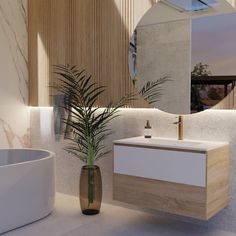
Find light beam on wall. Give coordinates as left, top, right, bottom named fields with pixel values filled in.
left=37, top=33, right=50, bottom=106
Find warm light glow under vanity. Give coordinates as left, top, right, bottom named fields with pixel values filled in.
left=113, top=137, right=229, bottom=220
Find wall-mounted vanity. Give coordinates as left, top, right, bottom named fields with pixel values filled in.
left=113, top=137, right=229, bottom=220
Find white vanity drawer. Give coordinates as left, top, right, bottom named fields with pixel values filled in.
left=114, top=145, right=206, bottom=187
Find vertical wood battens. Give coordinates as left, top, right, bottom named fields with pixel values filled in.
left=121, top=0, right=125, bottom=100
left=29, top=0, right=154, bottom=107
left=66, top=0, right=70, bottom=65
left=125, top=0, right=129, bottom=99
left=28, top=0, right=38, bottom=105
left=29, top=0, right=52, bottom=106
left=98, top=0, right=102, bottom=105
left=92, top=0, right=96, bottom=103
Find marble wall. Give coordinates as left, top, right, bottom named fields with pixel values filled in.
left=0, top=0, right=30, bottom=148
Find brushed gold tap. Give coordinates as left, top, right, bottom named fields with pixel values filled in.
left=173, top=115, right=183, bottom=140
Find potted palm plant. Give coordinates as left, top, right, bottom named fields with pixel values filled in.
left=53, top=65, right=133, bottom=215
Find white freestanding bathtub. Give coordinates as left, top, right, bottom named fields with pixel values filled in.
left=0, top=149, right=55, bottom=234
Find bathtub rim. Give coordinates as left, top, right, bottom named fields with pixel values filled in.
left=0, top=148, right=55, bottom=168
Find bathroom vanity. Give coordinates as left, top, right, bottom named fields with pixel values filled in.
left=113, top=137, right=229, bottom=220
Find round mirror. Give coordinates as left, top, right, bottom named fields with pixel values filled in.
left=129, top=0, right=236, bottom=114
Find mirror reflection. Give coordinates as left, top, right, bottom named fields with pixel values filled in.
left=129, top=0, right=236, bottom=114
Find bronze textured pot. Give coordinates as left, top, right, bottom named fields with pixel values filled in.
left=79, top=165, right=102, bottom=215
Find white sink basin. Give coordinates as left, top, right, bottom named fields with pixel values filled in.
left=114, top=136, right=228, bottom=152
left=144, top=138, right=202, bottom=147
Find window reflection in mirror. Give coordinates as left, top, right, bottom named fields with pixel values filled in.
left=191, top=12, right=236, bottom=112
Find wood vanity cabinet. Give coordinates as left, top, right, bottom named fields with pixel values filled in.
left=113, top=139, right=229, bottom=220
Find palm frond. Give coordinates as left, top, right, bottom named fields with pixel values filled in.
left=139, top=76, right=171, bottom=104
left=53, top=65, right=135, bottom=166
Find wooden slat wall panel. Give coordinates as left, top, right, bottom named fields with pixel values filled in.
left=50, top=0, right=67, bottom=106
left=28, top=0, right=52, bottom=106
left=28, top=0, right=153, bottom=107
left=28, top=0, right=38, bottom=106
left=51, top=0, right=66, bottom=66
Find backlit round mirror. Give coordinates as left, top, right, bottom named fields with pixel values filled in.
left=129, top=0, right=236, bottom=114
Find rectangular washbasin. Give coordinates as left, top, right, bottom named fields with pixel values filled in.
left=141, top=138, right=202, bottom=147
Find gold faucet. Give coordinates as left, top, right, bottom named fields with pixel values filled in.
left=173, top=115, right=183, bottom=141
